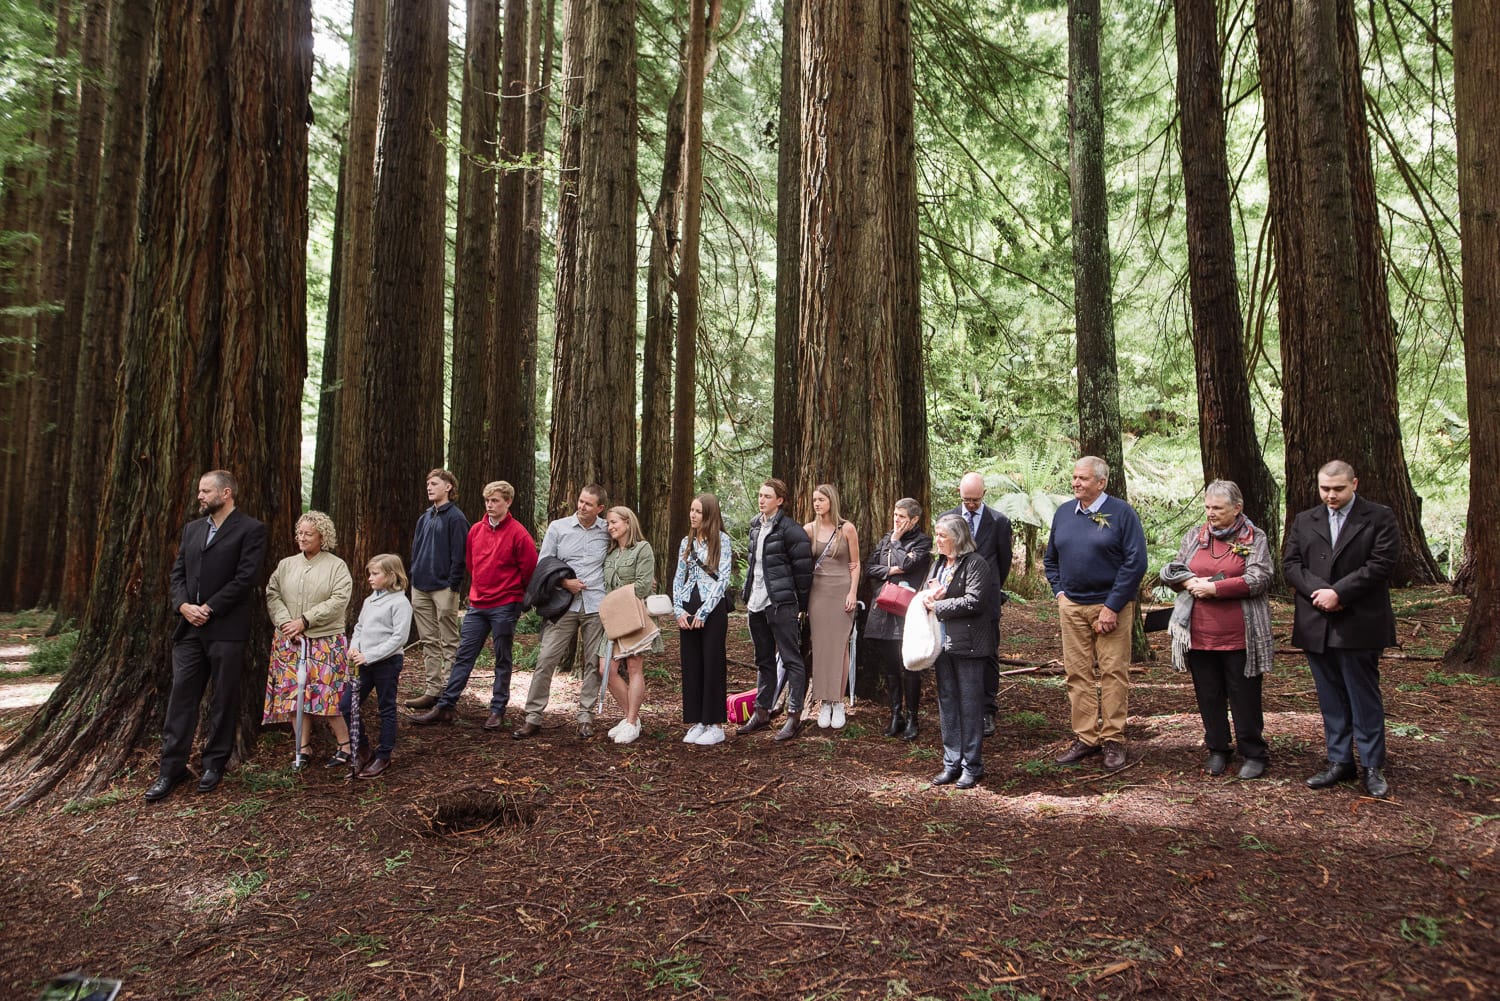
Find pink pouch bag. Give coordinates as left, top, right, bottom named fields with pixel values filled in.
left=725, top=689, right=757, bottom=725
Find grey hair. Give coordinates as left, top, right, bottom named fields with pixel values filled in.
left=895, top=497, right=922, bottom=520
left=1204, top=480, right=1243, bottom=507
left=934, top=513, right=976, bottom=557
left=1076, top=455, right=1109, bottom=482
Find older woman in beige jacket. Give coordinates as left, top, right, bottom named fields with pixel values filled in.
left=262, top=511, right=355, bottom=770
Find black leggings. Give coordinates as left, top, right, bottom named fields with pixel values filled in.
left=680, top=595, right=729, bottom=724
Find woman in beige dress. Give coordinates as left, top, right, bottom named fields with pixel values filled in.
left=804, top=484, right=860, bottom=729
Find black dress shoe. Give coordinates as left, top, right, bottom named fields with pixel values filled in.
left=738, top=708, right=772, bottom=735
left=1055, top=740, right=1101, bottom=765
left=955, top=772, right=982, bottom=790
left=144, top=773, right=187, bottom=802
left=982, top=713, right=996, bottom=738
left=901, top=715, right=919, bottom=741
left=196, top=769, right=223, bottom=793
left=1305, top=761, right=1358, bottom=789
left=1363, top=766, right=1390, bottom=799
left=1205, top=751, right=1230, bottom=776
left=931, top=768, right=960, bottom=786
left=1238, top=758, right=1266, bottom=780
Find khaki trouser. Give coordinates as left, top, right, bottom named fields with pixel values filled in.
left=1058, top=595, right=1134, bottom=745
left=523, top=610, right=605, bottom=724
left=412, top=587, right=461, bottom=696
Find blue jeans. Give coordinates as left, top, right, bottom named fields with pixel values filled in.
left=340, top=653, right=402, bottom=759
left=437, top=602, right=521, bottom=713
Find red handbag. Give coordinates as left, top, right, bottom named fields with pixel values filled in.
left=875, top=582, right=915, bottom=616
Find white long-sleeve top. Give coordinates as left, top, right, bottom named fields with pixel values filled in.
left=350, top=589, right=413, bottom=664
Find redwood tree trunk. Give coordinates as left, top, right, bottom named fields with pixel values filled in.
left=549, top=0, right=637, bottom=514
left=1447, top=0, right=1500, bottom=675
left=1067, top=0, right=1127, bottom=500
left=449, top=0, right=501, bottom=507
left=0, top=0, right=312, bottom=810
left=350, top=0, right=448, bottom=581
left=310, top=147, right=344, bottom=512
left=771, top=0, right=801, bottom=485
left=330, top=0, right=387, bottom=534
left=1174, top=0, right=1280, bottom=543
left=791, top=0, right=919, bottom=558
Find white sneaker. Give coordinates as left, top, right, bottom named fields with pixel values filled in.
left=683, top=722, right=707, bottom=743
left=694, top=724, right=725, bottom=746
left=608, top=719, right=628, bottom=739
left=616, top=720, right=641, bottom=744
left=831, top=702, right=846, bottom=729
left=818, top=703, right=833, bottom=728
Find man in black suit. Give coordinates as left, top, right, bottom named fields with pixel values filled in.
left=1283, top=460, right=1399, bottom=799
left=145, top=470, right=267, bottom=802
left=943, top=472, right=1013, bottom=736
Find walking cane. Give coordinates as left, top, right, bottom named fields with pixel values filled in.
left=346, top=652, right=363, bottom=782
left=293, top=637, right=309, bottom=769
left=846, top=601, right=864, bottom=708
left=598, top=642, right=615, bottom=715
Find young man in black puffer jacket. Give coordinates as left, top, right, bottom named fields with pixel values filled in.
left=738, top=478, right=814, bottom=741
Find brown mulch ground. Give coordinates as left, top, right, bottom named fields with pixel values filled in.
left=1, top=588, right=1497, bottom=1000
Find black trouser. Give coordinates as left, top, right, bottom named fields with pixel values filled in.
left=341, top=652, right=403, bottom=759
left=160, top=635, right=246, bottom=778
left=1187, top=649, right=1267, bottom=762
left=982, top=609, right=1001, bottom=716
left=1306, top=648, right=1386, bottom=768
left=680, top=593, right=729, bottom=724
left=935, top=651, right=986, bottom=777
left=750, top=601, right=807, bottom=715
left=869, top=638, right=921, bottom=717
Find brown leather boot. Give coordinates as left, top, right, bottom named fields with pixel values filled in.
left=737, top=707, right=772, bottom=735
left=409, top=705, right=455, bottom=726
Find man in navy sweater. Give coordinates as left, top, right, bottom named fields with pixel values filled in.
left=1044, top=456, right=1148, bottom=771
left=406, top=469, right=470, bottom=709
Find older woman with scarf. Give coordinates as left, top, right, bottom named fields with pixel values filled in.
left=923, top=512, right=997, bottom=790
left=1160, top=480, right=1274, bottom=779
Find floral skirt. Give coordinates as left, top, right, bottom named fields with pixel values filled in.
left=263, top=634, right=349, bottom=723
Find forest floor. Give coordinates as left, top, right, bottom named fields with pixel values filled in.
left=1, top=588, right=1497, bottom=1001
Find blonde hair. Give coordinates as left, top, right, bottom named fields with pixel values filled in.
left=366, top=553, right=409, bottom=592
left=483, top=480, right=515, bottom=501
left=813, top=483, right=843, bottom=525
left=297, top=511, right=337, bottom=551
left=606, top=506, right=645, bottom=549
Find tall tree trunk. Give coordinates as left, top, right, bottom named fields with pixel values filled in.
left=1334, top=0, right=1442, bottom=584
left=1447, top=0, right=1500, bottom=675
left=1174, top=0, right=1280, bottom=543
left=0, top=159, right=41, bottom=612
left=492, top=0, right=534, bottom=524
left=1067, top=0, right=1127, bottom=501
left=58, top=0, right=143, bottom=627
left=350, top=0, right=448, bottom=585
left=450, top=0, right=501, bottom=508
left=0, top=0, right=312, bottom=810
left=885, top=0, right=926, bottom=519
left=791, top=0, right=918, bottom=560
left=16, top=1, right=77, bottom=610
left=330, top=0, right=387, bottom=534
left=548, top=0, right=585, bottom=521
left=310, top=147, right=344, bottom=513
left=771, top=0, right=801, bottom=485
left=549, top=0, right=637, bottom=515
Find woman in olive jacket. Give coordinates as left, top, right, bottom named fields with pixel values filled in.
left=922, top=512, right=997, bottom=789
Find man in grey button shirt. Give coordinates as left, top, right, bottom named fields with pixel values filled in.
left=513, top=484, right=612, bottom=739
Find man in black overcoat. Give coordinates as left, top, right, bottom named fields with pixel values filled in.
left=1283, top=460, right=1399, bottom=799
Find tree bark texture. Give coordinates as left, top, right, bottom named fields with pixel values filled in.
left=0, top=0, right=312, bottom=809
left=330, top=0, right=386, bottom=533
left=1261, top=0, right=1440, bottom=585
left=1067, top=0, right=1128, bottom=501
left=449, top=0, right=501, bottom=510
left=351, top=0, right=448, bottom=588
left=549, top=0, right=637, bottom=516
left=494, top=0, right=543, bottom=527
left=1173, top=0, right=1280, bottom=546
left=58, top=0, right=142, bottom=627
left=771, top=0, right=801, bottom=484
left=16, top=1, right=76, bottom=611
left=1447, top=0, right=1500, bottom=675
left=547, top=0, right=586, bottom=521
left=792, top=0, right=919, bottom=565
left=0, top=160, right=40, bottom=612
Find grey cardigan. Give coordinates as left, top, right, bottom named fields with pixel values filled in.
left=1160, top=523, right=1274, bottom=678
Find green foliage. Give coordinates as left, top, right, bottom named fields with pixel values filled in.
left=26, top=630, right=77, bottom=675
